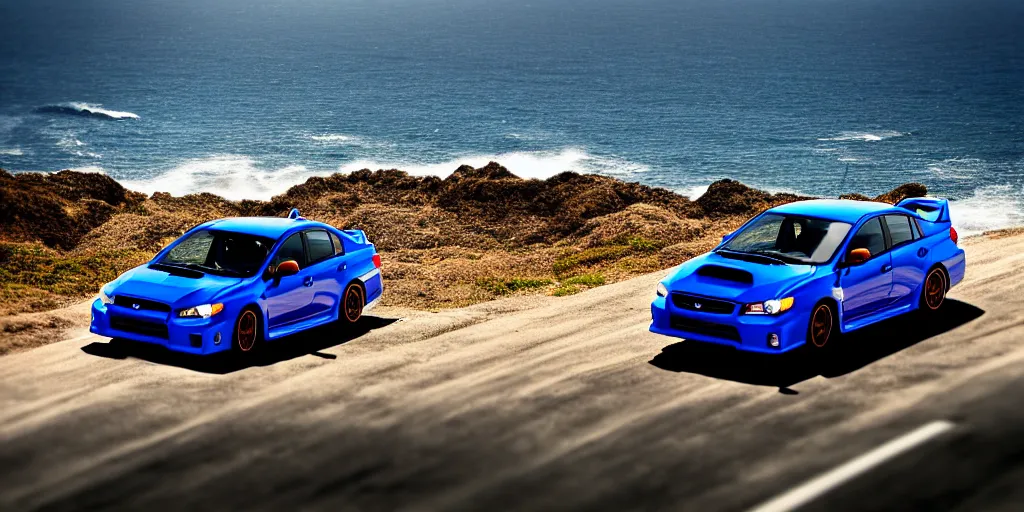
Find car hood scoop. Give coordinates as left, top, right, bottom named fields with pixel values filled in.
left=667, top=253, right=816, bottom=301
left=112, top=266, right=243, bottom=306
left=695, top=265, right=754, bottom=284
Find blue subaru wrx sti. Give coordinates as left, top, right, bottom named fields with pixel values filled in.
left=650, top=198, right=965, bottom=353
left=90, top=210, right=383, bottom=355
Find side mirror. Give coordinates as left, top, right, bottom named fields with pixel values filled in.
left=275, top=260, right=300, bottom=277
left=846, top=248, right=871, bottom=266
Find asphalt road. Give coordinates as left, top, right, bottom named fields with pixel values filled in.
left=2, top=231, right=1024, bottom=511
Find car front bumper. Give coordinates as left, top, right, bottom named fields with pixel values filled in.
left=649, top=296, right=807, bottom=354
left=90, top=299, right=234, bottom=355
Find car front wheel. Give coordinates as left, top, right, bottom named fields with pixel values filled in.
left=807, top=302, right=837, bottom=350
left=234, top=308, right=261, bottom=353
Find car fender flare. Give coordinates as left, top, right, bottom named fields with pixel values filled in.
left=814, top=297, right=843, bottom=334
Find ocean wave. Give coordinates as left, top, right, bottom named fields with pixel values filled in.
left=948, top=185, right=1024, bottom=236
left=310, top=133, right=357, bottom=143
left=122, top=155, right=331, bottom=202
left=817, top=131, right=908, bottom=142
left=122, top=149, right=649, bottom=201
left=0, top=147, right=24, bottom=156
left=69, top=166, right=106, bottom=174
left=36, top=102, right=140, bottom=120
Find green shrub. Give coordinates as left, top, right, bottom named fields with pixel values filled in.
left=563, top=273, right=606, bottom=287
left=552, top=245, right=631, bottom=275
left=476, top=277, right=553, bottom=295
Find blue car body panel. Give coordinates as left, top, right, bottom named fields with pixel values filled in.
left=90, top=216, right=383, bottom=354
left=650, top=198, right=965, bottom=353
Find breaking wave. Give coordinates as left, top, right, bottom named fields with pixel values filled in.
left=817, top=131, right=908, bottom=142
left=0, top=147, right=24, bottom=156
left=120, top=148, right=648, bottom=201
left=36, top=102, right=140, bottom=120
left=948, top=185, right=1024, bottom=236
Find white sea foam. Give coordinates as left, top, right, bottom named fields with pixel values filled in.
left=338, top=148, right=647, bottom=180
left=56, top=134, right=101, bottom=158
left=122, top=148, right=648, bottom=201
left=122, top=155, right=332, bottom=201
left=69, top=166, right=106, bottom=174
left=948, top=185, right=1024, bottom=236
left=818, top=131, right=908, bottom=142
left=0, top=147, right=24, bottom=156
left=310, top=133, right=356, bottom=143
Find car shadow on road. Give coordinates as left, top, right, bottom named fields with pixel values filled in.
left=81, top=315, right=398, bottom=374
left=649, top=299, right=985, bottom=390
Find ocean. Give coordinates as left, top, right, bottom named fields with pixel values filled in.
left=1, top=0, right=1021, bottom=234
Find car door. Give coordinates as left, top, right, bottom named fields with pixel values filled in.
left=883, top=214, right=928, bottom=304
left=264, top=232, right=314, bottom=328
left=301, top=229, right=342, bottom=320
left=839, top=216, right=893, bottom=320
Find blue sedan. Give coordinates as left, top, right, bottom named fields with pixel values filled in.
left=650, top=198, right=965, bottom=353
left=90, top=209, right=383, bottom=355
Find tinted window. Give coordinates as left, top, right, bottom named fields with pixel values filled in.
left=158, top=229, right=273, bottom=277
left=272, top=233, right=305, bottom=269
left=330, top=232, right=344, bottom=255
left=306, top=230, right=334, bottom=263
left=885, top=215, right=915, bottom=247
left=722, top=213, right=852, bottom=264
left=849, top=218, right=887, bottom=257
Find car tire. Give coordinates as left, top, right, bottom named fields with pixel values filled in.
left=341, top=282, right=365, bottom=325
left=233, top=308, right=262, bottom=354
left=807, top=302, right=838, bottom=351
left=920, top=267, right=947, bottom=313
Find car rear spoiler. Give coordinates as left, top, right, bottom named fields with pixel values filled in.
left=896, top=197, right=952, bottom=236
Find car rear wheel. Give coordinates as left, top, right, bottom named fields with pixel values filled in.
left=234, top=308, right=261, bottom=353
left=341, top=283, right=364, bottom=324
left=921, top=267, right=947, bottom=312
left=807, top=302, right=836, bottom=350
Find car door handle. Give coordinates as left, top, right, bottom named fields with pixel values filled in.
left=338, top=263, right=347, bottom=272
left=303, top=276, right=314, bottom=287
left=917, top=247, right=928, bottom=258
left=881, top=264, right=892, bottom=273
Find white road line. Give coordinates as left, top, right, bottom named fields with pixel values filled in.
left=748, top=420, right=956, bottom=512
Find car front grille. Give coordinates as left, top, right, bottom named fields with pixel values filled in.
left=670, top=293, right=735, bottom=314
left=670, top=316, right=741, bottom=341
left=110, top=315, right=169, bottom=339
left=113, top=296, right=172, bottom=313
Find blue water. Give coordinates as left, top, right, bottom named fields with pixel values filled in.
left=1, top=0, right=1022, bottom=233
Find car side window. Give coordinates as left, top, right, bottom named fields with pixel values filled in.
left=849, top=217, right=887, bottom=257
left=885, top=215, right=915, bottom=247
left=329, top=232, right=345, bottom=255
left=271, top=233, right=305, bottom=269
left=305, top=230, right=335, bottom=264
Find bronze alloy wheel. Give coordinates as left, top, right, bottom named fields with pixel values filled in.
left=236, top=310, right=258, bottom=352
left=343, top=284, right=364, bottom=324
left=809, top=304, right=833, bottom=348
left=924, top=268, right=947, bottom=311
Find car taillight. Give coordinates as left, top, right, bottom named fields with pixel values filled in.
left=372, top=254, right=381, bottom=269
left=950, top=227, right=958, bottom=245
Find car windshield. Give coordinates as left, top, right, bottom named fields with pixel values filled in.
left=156, top=229, right=274, bottom=277
left=719, top=213, right=852, bottom=265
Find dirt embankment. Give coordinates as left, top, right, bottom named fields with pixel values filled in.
left=0, top=165, right=926, bottom=354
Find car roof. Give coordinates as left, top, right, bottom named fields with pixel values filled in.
left=767, top=199, right=903, bottom=224
left=201, top=217, right=330, bottom=239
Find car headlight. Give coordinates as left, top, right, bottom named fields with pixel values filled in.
left=656, top=282, right=669, bottom=297
left=178, top=303, right=225, bottom=318
left=743, top=297, right=794, bottom=315
left=98, top=286, right=114, bottom=305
